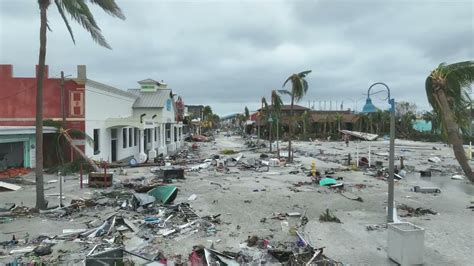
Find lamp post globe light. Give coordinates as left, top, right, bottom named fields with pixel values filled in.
left=361, top=82, right=396, bottom=223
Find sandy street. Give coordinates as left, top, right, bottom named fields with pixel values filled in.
left=0, top=133, right=473, bottom=265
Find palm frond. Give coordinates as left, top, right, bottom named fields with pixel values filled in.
left=425, top=61, right=474, bottom=139
left=89, top=0, right=125, bottom=19
left=298, top=70, right=312, bottom=77
left=301, top=78, right=309, bottom=95
left=277, top=89, right=291, bottom=96
left=55, top=0, right=76, bottom=43
left=55, top=0, right=111, bottom=49
left=282, top=75, right=293, bottom=88
left=271, top=90, right=283, bottom=113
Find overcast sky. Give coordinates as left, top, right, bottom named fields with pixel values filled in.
left=1, top=0, right=473, bottom=116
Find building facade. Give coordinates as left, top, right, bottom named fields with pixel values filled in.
left=0, top=64, right=184, bottom=169
left=0, top=65, right=85, bottom=168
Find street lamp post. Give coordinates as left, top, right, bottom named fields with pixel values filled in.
left=362, top=82, right=396, bottom=223
left=268, top=116, right=274, bottom=153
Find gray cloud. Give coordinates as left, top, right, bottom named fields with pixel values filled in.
left=1, top=0, right=472, bottom=116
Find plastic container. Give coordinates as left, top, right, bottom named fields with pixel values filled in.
left=388, top=222, right=424, bottom=265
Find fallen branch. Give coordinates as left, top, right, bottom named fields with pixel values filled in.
left=338, top=192, right=363, bottom=202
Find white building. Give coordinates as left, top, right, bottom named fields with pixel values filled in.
left=81, top=67, right=184, bottom=163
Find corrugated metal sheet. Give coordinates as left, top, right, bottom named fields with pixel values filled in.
left=127, top=89, right=171, bottom=108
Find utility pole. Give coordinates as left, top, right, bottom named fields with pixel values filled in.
left=60, top=71, right=66, bottom=129
left=59, top=71, right=67, bottom=205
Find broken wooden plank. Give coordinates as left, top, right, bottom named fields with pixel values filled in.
left=0, top=181, right=21, bottom=191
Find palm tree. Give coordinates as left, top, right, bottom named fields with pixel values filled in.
left=301, top=111, right=310, bottom=139
left=35, top=0, right=125, bottom=209
left=422, top=111, right=441, bottom=135
left=243, top=106, right=250, bottom=135
left=203, top=106, right=213, bottom=120
left=334, top=113, right=343, bottom=136
left=425, top=61, right=474, bottom=182
left=271, top=90, right=283, bottom=154
left=371, top=110, right=384, bottom=134
left=280, top=70, right=312, bottom=162
left=380, top=110, right=391, bottom=134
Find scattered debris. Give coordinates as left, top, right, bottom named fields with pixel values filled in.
left=338, top=191, right=363, bottom=202
left=428, top=157, right=441, bottom=163
left=398, top=204, right=437, bottom=217
left=0, top=181, right=21, bottom=191
left=319, top=209, right=341, bottom=223
left=319, top=178, right=337, bottom=186
left=340, top=129, right=378, bottom=141
left=220, top=149, right=237, bottom=155
left=420, top=170, right=431, bottom=177
left=413, top=186, right=441, bottom=194
left=147, top=185, right=178, bottom=204
left=366, top=223, right=388, bottom=231
left=0, top=168, right=31, bottom=178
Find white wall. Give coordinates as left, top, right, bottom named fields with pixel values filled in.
left=85, top=84, right=183, bottom=161
left=85, top=84, right=136, bottom=161
left=117, top=127, right=140, bottom=161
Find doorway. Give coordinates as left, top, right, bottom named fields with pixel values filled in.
left=111, top=129, right=117, bottom=162
left=0, top=142, right=24, bottom=171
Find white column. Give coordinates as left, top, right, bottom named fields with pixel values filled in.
left=160, top=124, right=166, bottom=155
left=162, top=124, right=166, bottom=146
left=138, top=129, right=147, bottom=163
left=155, top=126, right=161, bottom=150
left=148, top=127, right=157, bottom=160
left=178, top=125, right=183, bottom=148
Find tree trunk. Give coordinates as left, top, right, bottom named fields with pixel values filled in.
left=61, top=130, right=101, bottom=172
left=288, top=94, right=295, bottom=162
left=35, top=1, right=49, bottom=210
left=435, top=89, right=474, bottom=182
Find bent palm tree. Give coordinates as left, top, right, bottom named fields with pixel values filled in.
left=35, top=0, right=125, bottom=209
left=280, top=70, right=312, bottom=162
left=425, top=61, right=474, bottom=182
